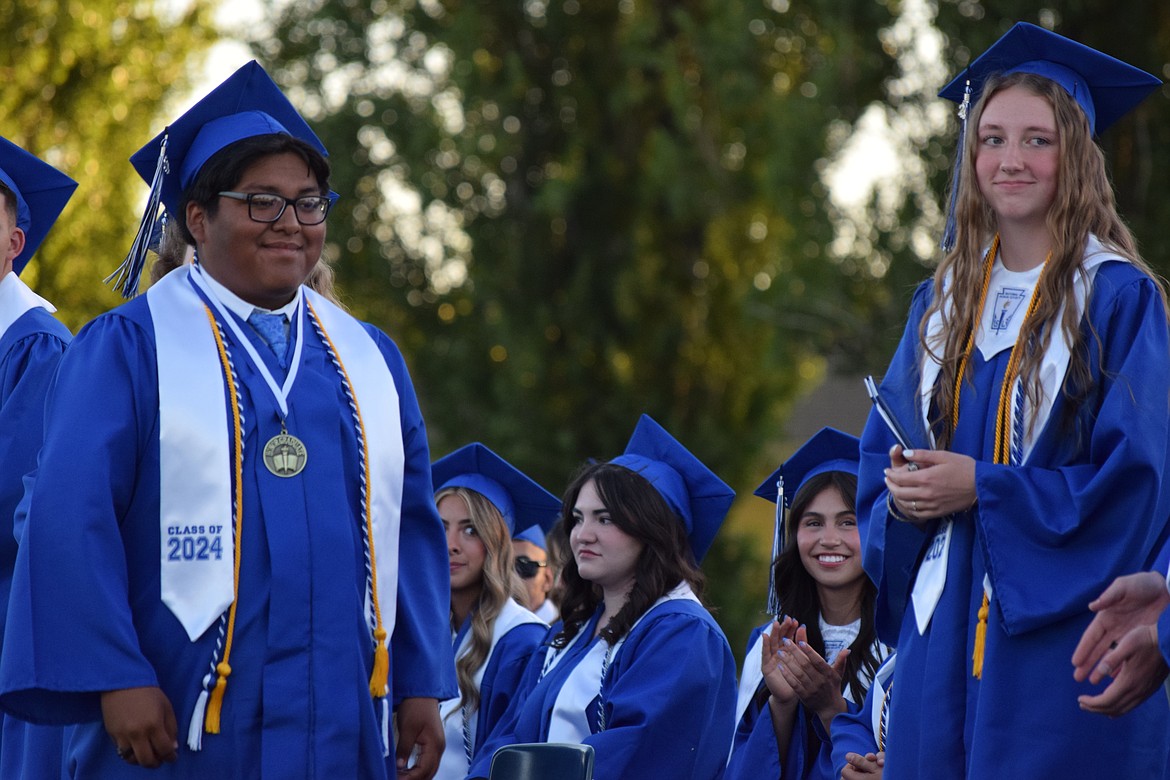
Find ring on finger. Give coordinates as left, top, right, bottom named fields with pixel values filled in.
left=116, top=746, right=133, bottom=760
left=912, top=500, right=918, bottom=512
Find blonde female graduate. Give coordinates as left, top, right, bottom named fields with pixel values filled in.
left=431, top=443, right=557, bottom=780
left=859, top=23, right=1170, bottom=779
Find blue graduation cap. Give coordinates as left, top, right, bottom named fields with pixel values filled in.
left=755, top=427, right=859, bottom=616
left=432, top=443, right=561, bottom=537
left=513, top=524, right=548, bottom=550
left=110, top=60, right=329, bottom=297
left=610, top=414, right=735, bottom=562
left=935, top=23, right=1161, bottom=251
left=0, top=136, right=78, bottom=275
left=939, top=22, right=1161, bottom=136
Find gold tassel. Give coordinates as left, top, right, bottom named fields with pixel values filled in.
left=369, top=627, right=389, bottom=698
left=972, top=593, right=989, bottom=679
left=204, top=662, right=233, bottom=734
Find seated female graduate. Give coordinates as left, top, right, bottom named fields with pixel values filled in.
left=830, top=652, right=896, bottom=780
left=431, top=443, right=560, bottom=780
left=466, top=414, right=739, bottom=780
left=727, top=428, right=891, bottom=780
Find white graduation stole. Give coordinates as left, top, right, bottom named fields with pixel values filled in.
left=436, top=600, right=547, bottom=780
left=544, top=582, right=700, bottom=743
left=149, top=266, right=405, bottom=642
left=0, top=273, right=56, bottom=342
left=911, top=238, right=1117, bottom=633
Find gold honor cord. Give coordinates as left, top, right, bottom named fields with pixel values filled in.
left=201, top=304, right=245, bottom=734
left=947, top=236, right=1048, bottom=678
left=305, top=299, right=389, bottom=699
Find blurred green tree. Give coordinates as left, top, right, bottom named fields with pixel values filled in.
left=2, top=0, right=219, bottom=328
left=254, top=0, right=902, bottom=653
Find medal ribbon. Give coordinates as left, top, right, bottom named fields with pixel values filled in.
left=949, top=235, right=1048, bottom=678
left=189, top=263, right=305, bottom=423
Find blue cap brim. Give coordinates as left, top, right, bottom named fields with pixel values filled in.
left=938, top=22, right=1161, bottom=134
left=129, top=61, right=328, bottom=219
left=0, top=136, right=77, bottom=275
left=754, top=427, right=860, bottom=508
left=432, top=443, right=561, bottom=536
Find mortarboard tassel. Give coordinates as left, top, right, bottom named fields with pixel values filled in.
left=764, top=477, right=785, bottom=618
left=939, top=79, right=971, bottom=254
left=107, top=133, right=169, bottom=298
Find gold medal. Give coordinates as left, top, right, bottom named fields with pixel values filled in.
left=263, top=430, right=308, bottom=477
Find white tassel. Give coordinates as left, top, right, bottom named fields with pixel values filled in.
left=187, top=686, right=210, bottom=751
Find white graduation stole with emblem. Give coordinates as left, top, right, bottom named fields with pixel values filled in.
left=149, top=265, right=406, bottom=643
left=912, top=238, right=1118, bottom=633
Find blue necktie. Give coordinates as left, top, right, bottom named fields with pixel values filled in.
left=247, top=311, right=289, bottom=368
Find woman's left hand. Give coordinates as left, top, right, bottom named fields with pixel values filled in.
left=775, top=626, right=849, bottom=726
left=884, top=446, right=977, bottom=521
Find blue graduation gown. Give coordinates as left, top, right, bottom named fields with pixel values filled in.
left=829, top=653, right=895, bottom=777
left=0, top=292, right=456, bottom=778
left=860, top=261, right=1170, bottom=778
left=437, top=607, right=545, bottom=779
left=725, top=623, right=871, bottom=780
left=466, top=599, right=737, bottom=780
left=0, top=307, right=70, bottom=780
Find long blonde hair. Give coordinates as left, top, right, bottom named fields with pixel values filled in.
left=922, top=71, right=1166, bottom=446
left=437, top=486, right=526, bottom=717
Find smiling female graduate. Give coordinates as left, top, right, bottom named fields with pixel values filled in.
left=430, top=443, right=557, bottom=780
left=859, top=22, right=1170, bottom=779
left=0, top=62, right=456, bottom=778
left=465, top=415, right=738, bottom=780
left=726, top=428, right=890, bottom=780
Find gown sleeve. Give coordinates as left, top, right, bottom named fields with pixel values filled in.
left=473, top=621, right=547, bottom=757
left=0, top=323, right=68, bottom=547
left=858, top=281, right=936, bottom=646
left=0, top=313, right=161, bottom=724
left=587, top=608, right=737, bottom=780
left=975, top=269, right=1170, bottom=634
left=464, top=625, right=553, bottom=779
left=369, top=329, right=459, bottom=704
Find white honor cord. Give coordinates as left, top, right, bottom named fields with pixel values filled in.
left=189, top=265, right=305, bottom=419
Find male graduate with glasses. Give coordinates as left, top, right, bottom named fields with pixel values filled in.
left=0, top=63, right=456, bottom=779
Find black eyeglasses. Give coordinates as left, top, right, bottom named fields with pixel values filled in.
left=515, top=556, right=548, bottom=580
left=218, top=191, right=331, bottom=225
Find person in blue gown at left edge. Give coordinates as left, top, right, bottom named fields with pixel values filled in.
left=0, top=136, right=77, bottom=780
left=466, top=415, right=738, bottom=780
left=0, top=61, right=456, bottom=778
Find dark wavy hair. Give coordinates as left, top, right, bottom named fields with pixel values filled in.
left=177, top=133, right=330, bottom=245
left=553, top=461, right=706, bottom=647
left=771, top=471, right=880, bottom=703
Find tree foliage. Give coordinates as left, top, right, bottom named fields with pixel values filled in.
left=252, top=0, right=1170, bottom=652
left=256, top=0, right=902, bottom=478
left=3, top=0, right=219, bottom=328
left=254, top=0, right=905, bottom=652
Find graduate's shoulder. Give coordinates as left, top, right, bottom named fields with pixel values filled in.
left=629, top=595, right=730, bottom=647
left=66, top=297, right=157, bottom=356
left=311, top=299, right=410, bottom=370
left=1087, top=255, right=1165, bottom=309
left=0, top=306, right=71, bottom=359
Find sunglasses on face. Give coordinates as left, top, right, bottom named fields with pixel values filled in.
left=515, top=555, right=548, bottom=580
